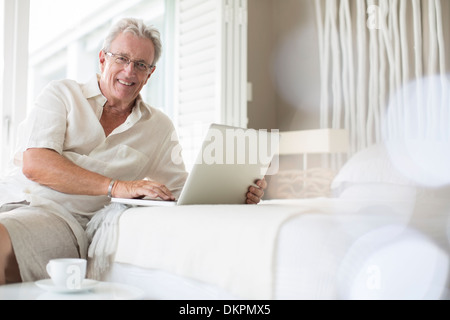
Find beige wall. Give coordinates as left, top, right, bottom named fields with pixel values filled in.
left=247, top=0, right=322, bottom=196
left=248, top=0, right=321, bottom=131
left=247, top=0, right=277, bottom=130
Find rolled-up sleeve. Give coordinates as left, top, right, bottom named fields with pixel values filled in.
left=22, top=81, right=68, bottom=154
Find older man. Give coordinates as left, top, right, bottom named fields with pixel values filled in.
left=0, top=18, right=267, bottom=285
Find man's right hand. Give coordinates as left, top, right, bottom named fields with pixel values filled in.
left=111, top=180, right=175, bottom=201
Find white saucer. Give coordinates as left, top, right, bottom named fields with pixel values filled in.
left=35, top=279, right=99, bottom=294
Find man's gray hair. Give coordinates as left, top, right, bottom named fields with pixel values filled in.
left=102, top=17, right=162, bottom=66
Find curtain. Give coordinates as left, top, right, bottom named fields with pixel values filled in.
left=315, top=0, right=448, bottom=155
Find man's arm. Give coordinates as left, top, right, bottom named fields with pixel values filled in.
left=22, top=148, right=174, bottom=200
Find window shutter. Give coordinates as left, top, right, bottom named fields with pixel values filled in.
left=174, top=0, right=248, bottom=170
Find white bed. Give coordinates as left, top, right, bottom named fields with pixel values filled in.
left=95, top=142, right=450, bottom=300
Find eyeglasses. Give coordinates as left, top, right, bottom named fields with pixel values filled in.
left=104, top=51, right=154, bottom=73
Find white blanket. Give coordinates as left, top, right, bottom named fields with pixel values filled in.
left=111, top=200, right=381, bottom=300
left=88, top=198, right=417, bottom=299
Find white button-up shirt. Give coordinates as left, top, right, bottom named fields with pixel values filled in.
left=11, top=74, right=188, bottom=216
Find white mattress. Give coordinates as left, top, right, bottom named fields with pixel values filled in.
left=102, top=198, right=450, bottom=300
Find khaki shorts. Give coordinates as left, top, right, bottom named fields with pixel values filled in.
left=0, top=202, right=88, bottom=282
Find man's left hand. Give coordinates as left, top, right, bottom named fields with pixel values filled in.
left=246, top=178, right=267, bottom=205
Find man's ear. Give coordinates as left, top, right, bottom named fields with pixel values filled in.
left=99, top=51, right=106, bottom=73
left=144, top=66, right=156, bottom=85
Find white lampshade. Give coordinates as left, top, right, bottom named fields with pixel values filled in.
left=278, top=129, right=349, bottom=155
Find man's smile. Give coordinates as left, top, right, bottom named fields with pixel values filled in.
left=118, top=79, right=134, bottom=86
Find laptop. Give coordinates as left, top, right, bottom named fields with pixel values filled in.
left=111, top=123, right=280, bottom=206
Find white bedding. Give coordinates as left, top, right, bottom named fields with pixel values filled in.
left=102, top=196, right=449, bottom=300
left=112, top=202, right=314, bottom=300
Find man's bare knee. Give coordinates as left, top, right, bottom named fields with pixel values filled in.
left=0, top=224, right=10, bottom=284
left=0, top=223, right=12, bottom=252
left=0, top=224, right=21, bottom=284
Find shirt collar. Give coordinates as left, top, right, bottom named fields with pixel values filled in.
left=134, top=94, right=152, bottom=117
left=82, top=74, right=104, bottom=99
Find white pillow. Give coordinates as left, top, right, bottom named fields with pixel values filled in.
left=331, top=143, right=417, bottom=196
left=332, top=142, right=450, bottom=203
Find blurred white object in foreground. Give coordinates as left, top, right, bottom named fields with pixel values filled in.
left=338, top=225, right=449, bottom=300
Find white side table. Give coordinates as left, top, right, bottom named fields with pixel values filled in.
left=0, top=281, right=145, bottom=300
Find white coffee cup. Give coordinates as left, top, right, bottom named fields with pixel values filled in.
left=46, top=258, right=87, bottom=290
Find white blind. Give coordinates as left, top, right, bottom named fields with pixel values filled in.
left=174, top=0, right=247, bottom=170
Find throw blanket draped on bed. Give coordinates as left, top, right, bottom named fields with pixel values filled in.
left=86, top=203, right=128, bottom=280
